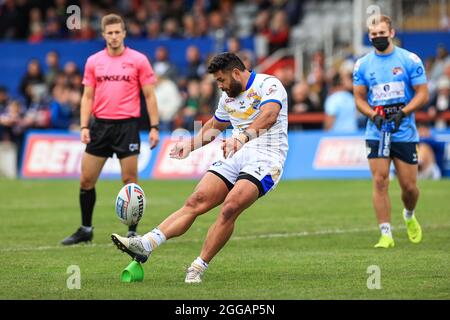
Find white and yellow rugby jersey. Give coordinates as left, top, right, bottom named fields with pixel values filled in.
left=214, top=71, right=289, bottom=163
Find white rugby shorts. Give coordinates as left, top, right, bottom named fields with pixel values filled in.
left=207, top=147, right=284, bottom=197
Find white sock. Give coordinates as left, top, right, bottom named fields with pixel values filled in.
left=404, top=209, right=414, bottom=220
left=192, top=256, right=208, bottom=271
left=141, top=228, right=167, bottom=252
left=379, top=223, right=392, bottom=238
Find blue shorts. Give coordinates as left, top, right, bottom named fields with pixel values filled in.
left=366, top=140, right=418, bottom=164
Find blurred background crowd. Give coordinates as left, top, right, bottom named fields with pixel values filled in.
left=0, top=0, right=449, bottom=174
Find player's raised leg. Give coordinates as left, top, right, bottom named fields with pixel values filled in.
left=394, top=158, right=422, bottom=243
left=111, top=172, right=230, bottom=262
left=61, top=153, right=107, bottom=245
left=185, top=179, right=259, bottom=283
left=118, top=154, right=140, bottom=237
left=369, top=158, right=395, bottom=248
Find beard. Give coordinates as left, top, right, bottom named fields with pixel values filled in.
left=226, top=78, right=243, bottom=97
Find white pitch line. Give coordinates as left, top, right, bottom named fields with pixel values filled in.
left=0, top=224, right=448, bottom=253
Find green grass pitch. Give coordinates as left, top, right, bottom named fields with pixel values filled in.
left=0, top=179, right=449, bottom=299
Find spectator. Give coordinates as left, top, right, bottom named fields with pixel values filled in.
left=430, top=45, right=450, bottom=81
left=227, top=36, right=241, bottom=54
left=196, top=13, right=209, bottom=38
left=254, top=9, right=271, bottom=36
left=145, top=19, right=161, bottom=39
left=70, top=19, right=97, bottom=40
left=183, top=45, right=206, bottom=81
left=127, top=19, right=144, bottom=38
left=262, top=10, right=290, bottom=54
left=427, top=76, right=450, bottom=129
left=44, top=51, right=61, bottom=88
left=19, top=59, right=47, bottom=107
left=0, top=0, right=20, bottom=39
left=161, top=18, right=181, bottom=39
left=324, top=73, right=357, bottom=133
left=208, top=10, right=232, bottom=41
left=198, top=76, right=219, bottom=116
left=226, top=37, right=256, bottom=70
left=153, top=46, right=178, bottom=81
left=283, top=0, right=304, bottom=26
left=0, top=86, right=10, bottom=139
left=44, top=7, right=64, bottom=39
left=168, top=0, right=186, bottom=23
left=27, top=7, right=44, bottom=43
left=290, top=81, right=316, bottom=114
left=154, top=73, right=183, bottom=132
left=23, top=102, right=51, bottom=129
left=307, top=65, right=328, bottom=110
left=182, top=14, right=197, bottom=38
left=0, top=100, right=29, bottom=167
left=49, top=85, right=72, bottom=129
left=290, top=80, right=323, bottom=130
left=62, top=61, right=81, bottom=86
left=273, top=66, right=295, bottom=106
left=417, top=123, right=446, bottom=180
left=68, top=88, right=81, bottom=131
left=80, top=1, right=101, bottom=34
left=180, top=79, right=201, bottom=131
left=0, top=86, right=9, bottom=113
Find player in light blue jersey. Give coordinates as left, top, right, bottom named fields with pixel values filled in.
left=353, top=15, right=429, bottom=248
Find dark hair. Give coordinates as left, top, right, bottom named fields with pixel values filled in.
left=207, top=52, right=246, bottom=74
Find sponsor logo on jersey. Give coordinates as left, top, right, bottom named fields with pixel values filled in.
left=247, top=89, right=258, bottom=99
left=409, top=53, right=421, bottom=64
left=392, top=67, right=403, bottom=75
left=121, top=62, right=134, bottom=69
left=96, top=74, right=131, bottom=83
left=266, top=84, right=278, bottom=96
left=372, top=81, right=405, bottom=101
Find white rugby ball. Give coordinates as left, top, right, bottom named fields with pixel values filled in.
left=115, top=183, right=146, bottom=226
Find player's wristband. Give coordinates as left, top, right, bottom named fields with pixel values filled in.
left=150, top=124, right=159, bottom=131
left=80, top=126, right=89, bottom=130
left=234, top=137, right=244, bottom=146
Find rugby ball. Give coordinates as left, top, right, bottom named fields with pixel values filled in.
left=115, top=183, right=146, bottom=226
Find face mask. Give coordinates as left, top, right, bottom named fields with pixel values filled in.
left=227, top=78, right=243, bottom=98
left=371, top=36, right=390, bottom=51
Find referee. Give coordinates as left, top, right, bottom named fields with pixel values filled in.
left=62, top=14, right=159, bottom=245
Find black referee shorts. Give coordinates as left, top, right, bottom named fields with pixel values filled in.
left=85, top=117, right=140, bottom=159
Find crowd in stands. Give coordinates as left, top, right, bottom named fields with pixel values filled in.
left=0, top=0, right=302, bottom=44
